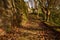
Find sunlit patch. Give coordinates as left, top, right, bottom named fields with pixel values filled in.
left=24, top=0, right=28, bottom=2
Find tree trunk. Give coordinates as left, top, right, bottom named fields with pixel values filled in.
left=0, top=0, right=13, bottom=27
left=41, top=7, right=50, bottom=22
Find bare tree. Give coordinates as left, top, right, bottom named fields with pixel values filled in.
left=38, top=0, right=60, bottom=22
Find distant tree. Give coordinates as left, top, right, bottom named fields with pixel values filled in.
left=38, top=0, right=60, bottom=22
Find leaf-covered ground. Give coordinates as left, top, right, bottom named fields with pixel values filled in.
left=0, top=21, right=60, bottom=40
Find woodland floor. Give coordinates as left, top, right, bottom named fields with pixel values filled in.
left=0, top=20, right=60, bottom=40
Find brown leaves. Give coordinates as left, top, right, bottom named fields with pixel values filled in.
left=0, top=28, right=6, bottom=36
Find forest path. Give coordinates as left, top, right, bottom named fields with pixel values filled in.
left=0, top=21, right=60, bottom=40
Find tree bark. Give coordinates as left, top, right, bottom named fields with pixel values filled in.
left=41, top=7, right=50, bottom=22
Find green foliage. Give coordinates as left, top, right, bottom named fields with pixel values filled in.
left=4, top=25, right=11, bottom=33
left=39, top=13, right=45, bottom=21
left=51, top=12, right=60, bottom=26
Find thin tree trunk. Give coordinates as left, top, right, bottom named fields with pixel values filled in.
left=47, top=9, right=50, bottom=22
left=41, top=7, right=50, bottom=22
